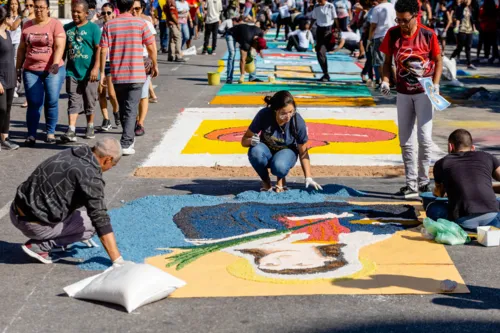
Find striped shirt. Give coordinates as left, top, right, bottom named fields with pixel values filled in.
left=100, top=13, right=154, bottom=84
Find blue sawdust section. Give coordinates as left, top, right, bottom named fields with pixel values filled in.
left=173, top=201, right=418, bottom=240
left=65, top=185, right=401, bottom=271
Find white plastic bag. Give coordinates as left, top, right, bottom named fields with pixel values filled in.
left=64, top=263, right=186, bottom=313
left=441, top=56, right=463, bottom=86
left=182, top=46, right=197, bottom=56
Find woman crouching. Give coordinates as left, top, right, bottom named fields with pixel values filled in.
left=241, top=90, right=323, bottom=192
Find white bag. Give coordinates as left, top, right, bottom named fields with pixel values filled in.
left=182, top=46, right=197, bottom=56
left=64, top=263, right=186, bottom=313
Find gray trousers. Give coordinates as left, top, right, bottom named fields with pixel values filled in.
left=396, top=92, right=434, bottom=189
left=113, top=83, right=142, bottom=148
left=168, top=24, right=182, bottom=60
left=10, top=204, right=95, bottom=252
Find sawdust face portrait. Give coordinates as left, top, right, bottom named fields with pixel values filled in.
left=167, top=202, right=419, bottom=281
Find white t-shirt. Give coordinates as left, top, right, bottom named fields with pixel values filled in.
left=9, top=16, right=22, bottom=44
left=143, top=20, right=157, bottom=57
left=335, top=0, right=351, bottom=19
left=341, top=31, right=360, bottom=43
left=312, top=2, right=338, bottom=27
left=288, top=29, right=314, bottom=48
left=369, top=2, right=396, bottom=40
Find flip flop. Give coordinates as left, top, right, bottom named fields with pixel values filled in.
left=274, top=185, right=289, bottom=193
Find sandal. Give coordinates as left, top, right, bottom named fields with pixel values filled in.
left=149, top=97, right=158, bottom=103
left=274, top=185, right=289, bottom=193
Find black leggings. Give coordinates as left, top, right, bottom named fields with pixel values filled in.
left=483, top=31, right=499, bottom=60
left=0, top=88, right=14, bottom=134
left=451, top=32, right=473, bottom=66
left=276, top=15, right=291, bottom=39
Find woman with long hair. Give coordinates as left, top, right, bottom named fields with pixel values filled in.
left=450, top=0, right=478, bottom=70
left=16, top=0, right=66, bottom=145
left=0, top=6, right=20, bottom=150
left=241, top=91, right=323, bottom=193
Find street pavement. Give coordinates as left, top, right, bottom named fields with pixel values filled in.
left=1, top=37, right=500, bottom=333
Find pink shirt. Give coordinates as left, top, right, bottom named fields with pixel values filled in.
left=21, top=18, right=66, bottom=72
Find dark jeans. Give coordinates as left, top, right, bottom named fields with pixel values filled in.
left=286, top=35, right=307, bottom=52
left=203, top=21, right=219, bottom=51
left=113, top=83, right=142, bottom=148
left=361, top=38, right=373, bottom=80
left=451, top=32, right=473, bottom=66
left=0, top=88, right=14, bottom=134
left=483, top=31, right=499, bottom=60
left=159, top=20, right=169, bottom=50
left=426, top=200, right=500, bottom=230
left=315, top=25, right=332, bottom=77
left=276, top=15, right=291, bottom=39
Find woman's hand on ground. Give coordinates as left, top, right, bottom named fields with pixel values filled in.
left=305, top=177, right=323, bottom=191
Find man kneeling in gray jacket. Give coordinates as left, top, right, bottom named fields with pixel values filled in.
left=11, top=137, right=125, bottom=265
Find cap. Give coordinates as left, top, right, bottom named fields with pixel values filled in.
left=255, top=37, right=267, bottom=52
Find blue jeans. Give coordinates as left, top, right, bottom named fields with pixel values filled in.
left=426, top=200, right=500, bottom=230
left=180, top=23, right=190, bottom=48
left=23, top=67, right=66, bottom=137
left=226, top=35, right=236, bottom=81
left=159, top=20, right=169, bottom=50
left=248, top=143, right=298, bottom=181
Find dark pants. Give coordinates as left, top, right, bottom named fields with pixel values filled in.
left=286, top=35, right=307, bottom=52
left=483, top=31, right=499, bottom=60
left=276, top=15, right=291, bottom=39
left=159, top=20, right=169, bottom=51
left=451, top=32, right=473, bottom=66
left=203, top=21, right=219, bottom=51
left=344, top=40, right=358, bottom=53
left=113, top=83, right=142, bottom=148
left=315, top=25, right=332, bottom=78
left=338, top=17, right=348, bottom=32
left=0, top=88, right=14, bottom=134
left=361, top=38, right=373, bottom=80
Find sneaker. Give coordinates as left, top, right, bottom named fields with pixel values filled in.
left=211, top=51, right=216, bottom=56
left=60, top=129, right=77, bottom=143
left=99, top=118, right=112, bottom=132
left=201, top=50, right=208, bottom=55
left=21, top=241, right=59, bottom=264
left=85, top=126, right=95, bottom=139
left=1, top=138, right=20, bottom=150
left=467, top=64, right=477, bottom=70
left=113, top=112, right=121, bottom=127
left=418, top=183, right=432, bottom=193
left=249, top=78, right=263, bottom=83
left=167, top=57, right=174, bottom=62
left=135, top=123, right=145, bottom=136
left=394, top=186, right=419, bottom=199
left=226, top=79, right=233, bottom=84
left=175, top=58, right=186, bottom=63
left=122, top=140, right=135, bottom=156
left=318, top=75, right=330, bottom=82
left=13, top=91, right=19, bottom=98
left=161, top=48, right=168, bottom=54
left=24, top=136, right=36, bottom=147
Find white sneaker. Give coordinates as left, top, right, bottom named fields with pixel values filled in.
left=13, top=91, right=19, bottom=98
left=122, top=141, right=135, bottom=156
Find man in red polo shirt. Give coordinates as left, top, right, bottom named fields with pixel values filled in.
left=100, top=0, right=158, bottom=156
left=379, top=0, right=443, bottom=198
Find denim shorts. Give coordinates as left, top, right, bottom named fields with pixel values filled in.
left=372, top=37, right=385, bottom=67
left=104, top=62, right=111, bottom=77
left=141, top=75, right=151, bottom=99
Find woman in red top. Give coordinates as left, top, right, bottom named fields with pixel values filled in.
left=479, top=0, right=499, bottom=63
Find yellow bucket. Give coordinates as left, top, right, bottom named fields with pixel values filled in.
left=207, top=72, right=220, bottom=86
left=244, top=56, right=256, bottom=73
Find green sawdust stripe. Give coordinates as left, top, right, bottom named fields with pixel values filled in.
left=217, top=83, right=372, bottom=97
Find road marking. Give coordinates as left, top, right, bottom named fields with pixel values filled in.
left=0, top=201, right=12, bottom=221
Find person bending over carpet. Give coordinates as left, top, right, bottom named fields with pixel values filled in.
left=428, top=129, right=500, bottom=230
left=286, top=19, right=314, bottom=52
left=241, top=90, right=323, bottom=193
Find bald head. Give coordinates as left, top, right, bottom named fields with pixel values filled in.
left=92, top=137, right=122, bottom=171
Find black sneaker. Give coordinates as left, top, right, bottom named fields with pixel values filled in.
left=60, top=129, right=77, bottom=143
left=24, top=136, right=36, bottom=147
left=318, top=75, right=330, bottom=82
left=167, top=57, right=174, bottom=62
left=226, top=79, right=233, bottom=84
left=394, top=186, right=419, bottom=199
left=249, top=78, right=263, bottom=83
left=113, top=112, right=121, bottom=127
left=85, top=126, right=95, bottom=139
left=161, top=48, right=168, bottom=54
left=1, top=138, right=20, bottom=150
left=99, top=118, right=112, bottom=132
left=418, top=183, right=432, bottom=193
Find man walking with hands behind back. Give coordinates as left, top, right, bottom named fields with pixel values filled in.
left=379, top=0, right=442, bottom=198
left=99, top=0, right=159, bottom=156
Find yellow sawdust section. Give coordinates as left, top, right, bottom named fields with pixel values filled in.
left=146, top=228, right=468, bottom=297
left=276, top=71, right=316, bottom=78
left=439, top=120, right=500, bottom=129
left=276, top=65, right=313, bottom=72
left=182, top=119, right=400, bottom=154
left=210, top=95, right=376, bottom=106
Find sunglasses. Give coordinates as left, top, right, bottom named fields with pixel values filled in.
left=101, top=11, right=113, bottom=16
left=26, top=4, right=34, bottom=8
left=132, top=7, right=141, bottom=11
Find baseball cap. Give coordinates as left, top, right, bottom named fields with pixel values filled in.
left=255, top=37, right=267, bottom=52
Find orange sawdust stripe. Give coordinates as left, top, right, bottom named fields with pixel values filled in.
left=134, top=166, right=434, bottom=178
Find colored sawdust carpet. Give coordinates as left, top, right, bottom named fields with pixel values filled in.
left=65, top=186, right=468, bottom=297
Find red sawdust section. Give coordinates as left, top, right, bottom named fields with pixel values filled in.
left=134, top=166, right=434, bottom=178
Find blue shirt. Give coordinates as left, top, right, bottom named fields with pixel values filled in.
left=249, top=107, right=308, bottom=152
